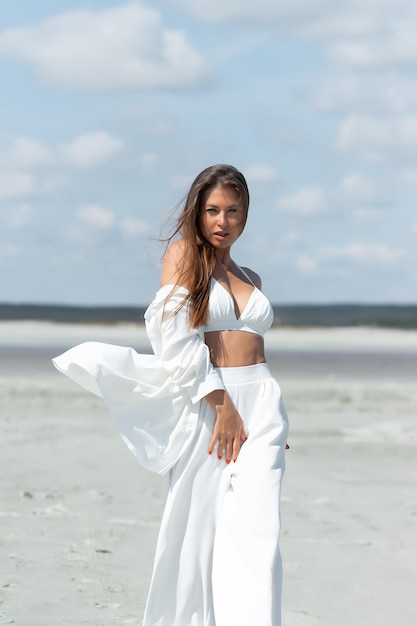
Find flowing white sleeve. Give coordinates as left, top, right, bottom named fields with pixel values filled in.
left=51, top=284, right=224, bottom=475
left=144, top=285, right=225, bottom=404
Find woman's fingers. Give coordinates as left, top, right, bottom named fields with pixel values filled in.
left=208, top=431, right=247, bottom=463
left=232, top=436, right=241, bottom=463
left=217, top=436, right=226, bottom=460
left=208, top=432, right=220, bottom=457
left=208, top=430, right=226, bottom=459
left=225, top=439, right=234, bottom=464
left=240, top=424, right=248, bottom=442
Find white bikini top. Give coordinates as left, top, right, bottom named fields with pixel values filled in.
left=203, top=267, right=274, bottom=337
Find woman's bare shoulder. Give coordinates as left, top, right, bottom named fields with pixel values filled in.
left=161, top=239, right=190, bottom=287
left=240, top=266, right=262, bottom=289
left=165, top=238, right=188, bottom=261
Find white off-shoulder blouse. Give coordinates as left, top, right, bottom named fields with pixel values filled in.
left=52, top=285, right=225, bottom=475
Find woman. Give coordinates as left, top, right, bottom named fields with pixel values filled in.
left=53, top=164, right=289, bottom=626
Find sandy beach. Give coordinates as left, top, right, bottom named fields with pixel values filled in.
left=1, top=322, right=416, bottom=625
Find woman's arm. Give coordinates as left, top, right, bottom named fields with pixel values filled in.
left=158, top=241, right=247, bottom=463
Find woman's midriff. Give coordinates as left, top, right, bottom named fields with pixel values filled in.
left=204, top=330, right=266, bottom=368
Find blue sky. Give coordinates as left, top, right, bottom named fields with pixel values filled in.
left=1, top=0, right=416, bottom=305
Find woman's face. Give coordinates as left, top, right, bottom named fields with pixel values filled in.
left=199, top=185, right=245, bottom=249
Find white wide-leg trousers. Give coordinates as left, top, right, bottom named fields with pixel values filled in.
left=143, top=363, right=289, bottom=626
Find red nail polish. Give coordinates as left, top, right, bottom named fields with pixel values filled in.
left=226, top=459, right=230, bottom=464
left=208, top=450, right=212, bottom=455
left=218, top=455, right=222, bottom=460
left=233, top=458, right=237, bottom=463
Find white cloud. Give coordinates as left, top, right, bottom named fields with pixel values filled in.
left=338, top=114, right=417, bottom=162
left=170, top=0, right=333, bottom=24
left=78, top=204, right=115, bottom=228
left=320, top=243, right=405, bottom=267
left=277, top=187, right=326, bottom=214
left=0, top=2, right=207, bottom=90
left=296, top=240, right=406, bottom=276
left=298, top=10, right=378, bottom=39
left=171, top=0, right=417, bottom=32
left=61, top=131, right=123, bottom=168
left=381, top=79, right=417, bottom=115
left=353, top=208, right=379, bottom=221
left=75, top=207, right=149, bottom=240
left=308, top=74, right=361, bottom=113
left=120, top=218, right=150, bottom=237
left=309, top=73, right=417, bottom=116
left=0, top=171, right=36, bottom=198
left=330, top=22, right=417, bottom=69
left=340, top=174, right=375, bottom=201
left=297, top=255, right=317, bottom=273
left=244, top=164, right=277, bottom=182
left=172, top=0, right=417, bottom=82
left=0, top=135, right=52, bottom=171
left=282, top=231, right=299, bottom=244
left=40, top=174, right=69, bottom=194
left=8, top=136, right=52, bottom=168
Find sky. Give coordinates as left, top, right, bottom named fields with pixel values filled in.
left=1, top=0, right=416, bottom=306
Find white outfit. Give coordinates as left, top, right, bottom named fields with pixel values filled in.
left=53, top=273, right=289, bottom=626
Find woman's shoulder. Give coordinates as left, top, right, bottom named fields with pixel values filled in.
left=165, top=238, right=188, bottom=260
left=240, top=266, right=262, bottom=289
left=161, top=239, right=190, bottom=287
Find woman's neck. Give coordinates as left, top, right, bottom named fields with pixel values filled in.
left=214, top=248, right=232, bottom=268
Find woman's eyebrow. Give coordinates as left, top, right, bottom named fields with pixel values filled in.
left=206, top=203, right=239, bottom=209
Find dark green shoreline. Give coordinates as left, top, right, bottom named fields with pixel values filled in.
left=1, top=303, right=417, bottom=329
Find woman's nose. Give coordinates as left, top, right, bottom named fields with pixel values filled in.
left=217, top=212, right=227, bottom=226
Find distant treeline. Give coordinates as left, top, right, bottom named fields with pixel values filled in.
left=1, top=303, right=417, bottom=328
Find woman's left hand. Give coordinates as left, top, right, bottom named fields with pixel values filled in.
left=205, top=389, right=247, bottom=463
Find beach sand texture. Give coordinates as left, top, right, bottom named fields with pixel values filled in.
left=1, top=322, right=416, bottom=626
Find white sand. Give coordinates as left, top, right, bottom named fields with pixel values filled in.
left=0, top=320, right=149, bottom=348
left=2, top=319, right=417, bottom=351
left=1, top=323, right=416, bottom=625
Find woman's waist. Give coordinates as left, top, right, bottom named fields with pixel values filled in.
left=204, top=329, right=265, bottom=368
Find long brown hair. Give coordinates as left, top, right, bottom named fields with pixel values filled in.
left=165, top=164, right=250, bottom=328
